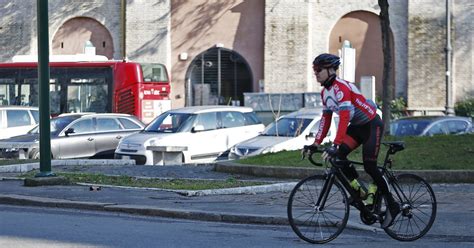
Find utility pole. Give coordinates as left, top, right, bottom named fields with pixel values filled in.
left=445, top=0, right=455, bottom=116
left=36, top=0, right=54, bottom=177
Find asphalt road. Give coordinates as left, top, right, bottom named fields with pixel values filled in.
left=1, top=205, right=473, bottom=248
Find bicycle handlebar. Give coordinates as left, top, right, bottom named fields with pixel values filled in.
left=301, top=145, right=324, bottom=166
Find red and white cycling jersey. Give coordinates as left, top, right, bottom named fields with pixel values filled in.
left=315, top=77, right=377, bottom=145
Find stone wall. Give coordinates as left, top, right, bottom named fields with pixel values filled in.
left=453, top=0, right=473, bottom=102
left=264, top=0, right=310, bottom=93
left=0, top=0, right=36, bottom=61
left=126, top=0, right=170, bottom=66
left=407, top=0, right=472, bottom=112
left=0, top=0, right=471, bottom=113
left=0, top=0, right=170, bottom=64
left=265, top=0, right=409, bottom=99
left=0, top=0, right=123, bottom=61
left=408, top=0, right=447, bottom=111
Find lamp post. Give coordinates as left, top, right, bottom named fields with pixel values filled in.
left=445, top=0, right=455, bottom=116
left=36, top=0, right=54, bottom=177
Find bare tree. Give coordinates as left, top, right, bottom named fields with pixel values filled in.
left=378, top=0, right=393, bottom=133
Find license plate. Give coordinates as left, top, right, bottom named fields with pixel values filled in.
left=122, top=155, right=130, bottom=160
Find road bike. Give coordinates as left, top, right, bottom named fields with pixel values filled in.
left=287, top=141, right=437, bottom=244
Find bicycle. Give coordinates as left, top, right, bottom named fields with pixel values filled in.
left=287, top=141, right=437, bottom=244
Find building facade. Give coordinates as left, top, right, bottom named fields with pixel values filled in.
left=0, top=0, right=472, bottom=115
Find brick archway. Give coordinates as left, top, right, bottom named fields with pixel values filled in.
left=329, top=11, right=395, bottom=99
left=52, top=17, right=114, bottom=59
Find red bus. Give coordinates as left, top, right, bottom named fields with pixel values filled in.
left=0, top=56, right=171, bottom=123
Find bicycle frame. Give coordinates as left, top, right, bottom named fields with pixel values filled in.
left=316, top=161, right=380, bottom=220
left=312, top=144, right=407, bottom=220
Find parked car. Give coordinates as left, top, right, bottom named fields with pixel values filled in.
left=115, top=106, right=265, bottom=165
left=0, top=106, right=39, bottom=139
left=228, top=108, right=338, bottom=160
left=0, top=113, right=144, bottom=159
left=390, top=116, right=472, bottom=137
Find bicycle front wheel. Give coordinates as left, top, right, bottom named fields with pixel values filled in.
left=287, top=175, right=349, bottom=244
left=384, top=173, right=437, bottom=241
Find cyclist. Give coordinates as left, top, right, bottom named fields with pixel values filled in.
left=310, top=53, right=399, bottom=228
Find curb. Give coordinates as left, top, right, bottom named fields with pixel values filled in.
left=77, top=182, right=297, bottom=196
left=215, top=162, right=474, bottom=183
left=0, top=159, right=136, bottom=173
left=0, top=193, right=380, bottom=232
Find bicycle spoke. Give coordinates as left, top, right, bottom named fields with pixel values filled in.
left=411, top=215, right=423, bottom=233
left=323, top=210, right=344, bottom=220
left=293, top=198, right=315, bottom=208
left=412, top=212, right=429, bottom=226
left=410, top=190, right=429, bottom=204
left=414, top=209, right=431, bottom=219
left=300, top=184, right=317, bottom=205
left=293, top=210, right=316, bottom=221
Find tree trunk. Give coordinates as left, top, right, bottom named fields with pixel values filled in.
left=378, top=0, right=393, bottom=134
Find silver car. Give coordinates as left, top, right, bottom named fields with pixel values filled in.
left=0, top=113, right=144, bottom=159
left=390, top=116, right=472, bottom=137
left=228, top=108, right=337, bottom=160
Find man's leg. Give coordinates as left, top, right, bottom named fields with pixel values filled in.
left=361, top=116, right=399, bottom=228
left=338, top=132, right=360, bottom=181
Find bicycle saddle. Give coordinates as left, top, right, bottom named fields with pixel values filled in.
left=382, top=141, right=405, bottom=154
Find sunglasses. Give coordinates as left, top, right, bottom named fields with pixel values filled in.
left=313, top=67, right=323, bottom=73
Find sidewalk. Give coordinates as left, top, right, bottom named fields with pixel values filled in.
left=1, top=161, right=474, bottom=236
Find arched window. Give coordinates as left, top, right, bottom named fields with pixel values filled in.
left=52, top=17, right=114, bottom=59
left=329, top=11, right=395, bottom=99
left=185, top=48, right=253, bottom=106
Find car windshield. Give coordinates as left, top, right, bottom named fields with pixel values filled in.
left=29, top=116, right=81, bottom=135
left=390, top=119, right=431, bottom=136
left=262, top=117, right=312, bottom=137
left=144, top=112, right=196, bottom=133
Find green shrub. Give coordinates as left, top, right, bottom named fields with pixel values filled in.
left=455, top=98, right=474, bottom=117
left=376, top=97, right=407, bottom=119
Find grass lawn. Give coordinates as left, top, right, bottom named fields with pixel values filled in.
left=20, top=171, right=267, bottom=190
left=236, top=134, right=474, bottom=170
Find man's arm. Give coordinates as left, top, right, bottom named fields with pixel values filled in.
left=314, top=111, right=332, bottom=145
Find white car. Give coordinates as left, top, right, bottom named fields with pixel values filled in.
left=228, top=108, right=338, bottom=159
left=115, top=106, right=265, bottom=165
left=0, top=106, right=39, bottom=140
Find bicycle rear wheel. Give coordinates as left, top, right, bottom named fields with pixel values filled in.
left=287, top=175, right=349, bottom=244
left=384, top=173, right=437, bottom=241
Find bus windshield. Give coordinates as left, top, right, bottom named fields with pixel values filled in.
left=140, top=63, right=168, bottom=82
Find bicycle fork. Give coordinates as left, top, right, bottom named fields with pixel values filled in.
left=314, top=174, right=337, bottom=211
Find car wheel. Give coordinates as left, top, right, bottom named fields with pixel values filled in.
left=29, top=150, right=54, bottom=159
left=30, top=150, right=40, bottom=159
